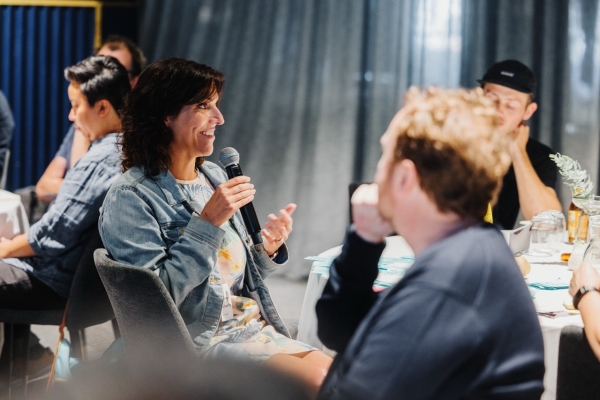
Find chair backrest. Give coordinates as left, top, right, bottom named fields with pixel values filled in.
left=0, top=149, right=10, bottom=190
left=65, top=227, right=115, bottom=331
left=94, top=249, right=197, bottom=358
left=556, top=325, right=600, bottom=400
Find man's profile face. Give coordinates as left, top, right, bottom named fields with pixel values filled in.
left=483, top=83, right=535, bottom=132
left=97, top=45, right=136, bottom=87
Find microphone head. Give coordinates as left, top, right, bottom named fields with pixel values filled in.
left=219, top=147, right=240, bottom=168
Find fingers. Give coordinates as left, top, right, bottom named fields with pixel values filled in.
left=351, top=184, right=379, bottom=206
left=283, top=203, right=297, bottom=215
left=221, top=176, right=251, bottom=188
left=265, top=216, right=287, bottom=241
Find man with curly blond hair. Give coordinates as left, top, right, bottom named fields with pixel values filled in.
left=316, top=87, right=545, bottom=400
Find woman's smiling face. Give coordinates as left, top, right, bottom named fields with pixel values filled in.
left=166, top=96, right=225, bottom=159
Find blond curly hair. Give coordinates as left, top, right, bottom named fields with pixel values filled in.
left=390, top=86, right=511, bottom=220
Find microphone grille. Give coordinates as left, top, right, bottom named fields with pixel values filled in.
left=219, top=147, right=240, bottom=168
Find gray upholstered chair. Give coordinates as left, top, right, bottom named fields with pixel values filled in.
left=93, top=249, right=197, bottom=359
left=556, top=325, right=600, bottom=400
left=0, top=227, right=117, bottom=396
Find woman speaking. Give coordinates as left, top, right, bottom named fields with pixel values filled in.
left=99, top=58, right=331, bottom=397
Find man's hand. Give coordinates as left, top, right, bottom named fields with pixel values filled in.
left=351, top=184, right=394, bottom=243
left=508, top=123, right=529, bottom=158
left=570, top=262, right=600, bottom=297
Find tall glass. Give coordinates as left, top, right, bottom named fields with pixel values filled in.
left=529, top=214, right=560, bottom=256
left=540, top=210, right=567, bottom=245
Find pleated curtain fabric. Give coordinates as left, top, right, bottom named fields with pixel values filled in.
left=0, top=5, right=95, bottom=190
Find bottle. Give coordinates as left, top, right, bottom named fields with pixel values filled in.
left=568, top=201, right=587, bottom=243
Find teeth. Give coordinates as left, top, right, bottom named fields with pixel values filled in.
left=201, top=131, right=215, bottom=136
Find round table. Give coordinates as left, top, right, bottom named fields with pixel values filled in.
left=297, top=235, right=581, bottom=400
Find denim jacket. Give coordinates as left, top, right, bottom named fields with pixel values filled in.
left=99, top=161, right=290, bottom=352
left=4, top=133, right=121, bottom=297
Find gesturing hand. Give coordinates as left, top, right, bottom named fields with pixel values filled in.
left=351, top=184, right=394, bottom=243
left=262, top=203, right=297, bottom=256
left=200, top=176, right=256, bottom=227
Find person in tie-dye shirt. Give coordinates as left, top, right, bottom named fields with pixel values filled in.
left=100, top=58, right=332, bottom=398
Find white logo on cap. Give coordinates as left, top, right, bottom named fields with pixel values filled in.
left=501, top=71, right=514, bottom=77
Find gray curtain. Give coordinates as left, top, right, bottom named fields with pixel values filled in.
left=460, top=0, right=571, bottom=204
left=139, top=0, right=600, bottom=277
left=140, top=0, right=364, bottom=278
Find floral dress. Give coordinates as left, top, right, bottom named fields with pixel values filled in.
left=176, top=172, right=315, bottom=362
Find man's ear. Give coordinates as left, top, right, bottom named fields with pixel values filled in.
left=523, top=102, right=538, bottom=121
left=391, top=159, right=417, bottom=194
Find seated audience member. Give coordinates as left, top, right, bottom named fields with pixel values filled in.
left=480, top=60, right=561, bottom=229
left=569, top=262, right=600, bottom=360
left=0, top=56, right=129, bottom=371
left=316, top=87, right=545, bottom=399
left=99, top=58, right=332, bottom=398
left=20, top=36, right=146, bottom=221
left=0, top=90, right=14, bottom=181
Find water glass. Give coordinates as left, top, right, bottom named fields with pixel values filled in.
left=529, top=213, right=560, bottom=255
left=539, top=210, right=567, bottom=244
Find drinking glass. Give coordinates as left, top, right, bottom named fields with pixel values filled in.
left=529, top=214, right=560, bottom=256
left=577, top=215, right=600, bottom=271
left=540, top=210, right=567, bottom=246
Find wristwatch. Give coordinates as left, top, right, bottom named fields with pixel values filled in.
left=573, top=286, right=600, bottom=310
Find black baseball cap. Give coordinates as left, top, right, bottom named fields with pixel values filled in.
left=478, top=60, right=535, bottom=95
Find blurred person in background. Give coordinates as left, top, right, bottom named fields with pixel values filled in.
left=0, top=90, right=14, bottom=183
left=569, top=262, right=600, bottom=360
left=100, top=58, right=332, bottom=398
left=42, top=352, right=310, bottom=400
left=480, top=60, right=560, bottom=229
left=18, top=35, right=146, bottom=222
left=0, top=56, right=130, bottom=377
left=316, top=87, right=545, bottom=399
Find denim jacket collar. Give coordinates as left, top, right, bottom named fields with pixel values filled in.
left=143, top=163, right=223, bottom=207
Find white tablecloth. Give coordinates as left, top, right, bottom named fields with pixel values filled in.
left=0, top=189, right=29, bottom=239
left=297, top=236, right=580, bottom=400
left=0, top=189, right=29, bottom=352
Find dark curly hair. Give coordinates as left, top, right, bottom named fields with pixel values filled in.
left=120, top=58, right=224, bottom=176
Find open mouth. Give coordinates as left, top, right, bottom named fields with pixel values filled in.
left=200, top=131, right=215, bottom=137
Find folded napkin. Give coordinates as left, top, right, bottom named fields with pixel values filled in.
left=306, top=255, right=414, bottom=278
left=527, top=281, right=569, bottom=290
left=529, top=287, right=538, bottom=299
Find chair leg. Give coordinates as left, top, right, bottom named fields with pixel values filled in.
left=111, top=319, right=120, bottom=339
left=22, top=329, right=30, bottom=397
left=0, top=323, right=14, bottom=399
left=80, top=330, right=87, bottom=361
left=70, top=331, right=82, bottom=360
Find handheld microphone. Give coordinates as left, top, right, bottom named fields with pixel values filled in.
left=219, top=147, right=263, bottom=245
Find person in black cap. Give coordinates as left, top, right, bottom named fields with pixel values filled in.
left=480, top=59, right=560, bottom=229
